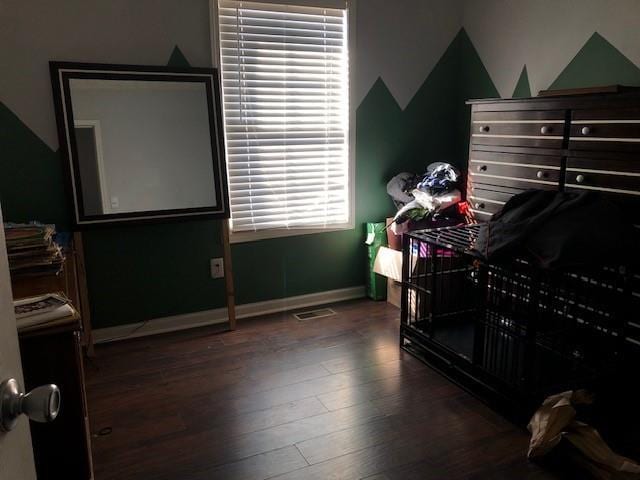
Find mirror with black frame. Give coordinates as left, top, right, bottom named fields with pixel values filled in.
left=50, top=62, right=229, bottom=226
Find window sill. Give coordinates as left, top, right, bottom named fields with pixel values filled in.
left=229, top=222, right=355, bottom=244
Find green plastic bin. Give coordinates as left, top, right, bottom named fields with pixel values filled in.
left=365, top=222, right=387, bottom=300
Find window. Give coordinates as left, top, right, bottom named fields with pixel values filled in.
left=217, top=0, right=352, bottom=240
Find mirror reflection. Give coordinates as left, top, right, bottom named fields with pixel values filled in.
left=69, top=78, right=218, bottom=216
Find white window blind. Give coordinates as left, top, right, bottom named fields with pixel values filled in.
left=218, top=0, right=350, bottom=233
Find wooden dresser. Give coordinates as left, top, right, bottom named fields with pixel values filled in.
left=466, top=91, right=640, bottom=226
left=465, top=90, right=640, bottom=362
left=399, top=91, right=640, bottom=426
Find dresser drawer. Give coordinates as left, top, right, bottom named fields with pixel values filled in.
left=565, top=154, right=640, bottom=226
left=467, top=187, right=509, bottom=220
left=565, top=156, right=640, bottom=196
left=471, top=110, right=565, bottom=149
left=570, top=108, right=640, bottom=152
left=631, top=275, right=640, bottom=350
left=466, top=184, right=522, bottom=221
left=468, top=149, right=562, bottom=190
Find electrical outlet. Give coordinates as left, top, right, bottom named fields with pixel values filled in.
left=210, top=258, right=224, bottom=279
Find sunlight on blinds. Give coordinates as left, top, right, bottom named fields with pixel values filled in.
left=218, top=0, right=349, bottom=232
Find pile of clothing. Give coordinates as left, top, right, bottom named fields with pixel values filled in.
left=386, top=162, right=468, bottom=233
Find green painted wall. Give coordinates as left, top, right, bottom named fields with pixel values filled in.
left=0, top=103, right=69, bottom=226
left=167, top=46, right=190, bottom=68
left=82, top=220, right=226, bottom=326
left=550, top=32, right=640, bottom=90
left=452, top=29, right=500, bottom=167
left=1, top=28, right=639, bottom=329
left=512, top=66, right=532, bottom=98
left=356, top=28, right=498, bottom=222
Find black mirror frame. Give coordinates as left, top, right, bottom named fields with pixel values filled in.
left=49, top=61, right=230, bottom=228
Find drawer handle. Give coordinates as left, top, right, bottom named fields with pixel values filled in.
left=540, top=126, right=552, bottom=135
left=479, top=125, right=490, bottom=133
left=475, top=202, right=485, bottom=209
left=477, top=165, right=488, bottom=172
left=536, top=170, right=548, bottom=179
left=581, top=126, right=591, bottom=136
left=576, top=174, right=586, bottom=183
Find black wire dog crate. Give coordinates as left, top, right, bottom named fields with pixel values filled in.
left=400, top=224, right=639, bottom=419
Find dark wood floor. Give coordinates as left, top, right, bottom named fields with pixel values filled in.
left=85, top=299, right=568, bottom=480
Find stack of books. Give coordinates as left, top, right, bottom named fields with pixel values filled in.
left=14, top=293, right=78, bottom=332
left=4, top=223, right=64, bottom=278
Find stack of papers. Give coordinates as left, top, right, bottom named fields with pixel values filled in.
left=14, top=293, right=77, bottom=331
left=4, top=223, right=64, bottom=278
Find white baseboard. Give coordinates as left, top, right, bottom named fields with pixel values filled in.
left=93, top=285, right=365, bottom=344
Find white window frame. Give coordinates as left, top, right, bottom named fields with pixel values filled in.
left=210, top=0, right=357, bottom=243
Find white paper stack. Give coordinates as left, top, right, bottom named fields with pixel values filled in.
left=14, top=293, right=77, bottom=331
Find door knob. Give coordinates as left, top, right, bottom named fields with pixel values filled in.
left=0, top=378, right=60, bottom=432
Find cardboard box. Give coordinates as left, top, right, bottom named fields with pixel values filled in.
left=385, top=277, right=423, bottom=316
left=386, top=215, right=464, bottom=252
left=373, top=246, right=402, bottom=282
left=373, top=246, right=416, bottom=313
left=386, top=217, right=402, bottom=251
left=373, top=246, right=428, bottom=317
left=387, top=279, right=401, bottom=308
left=373, top=246, right=402, bottom=308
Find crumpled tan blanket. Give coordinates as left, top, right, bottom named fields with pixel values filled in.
left=528, top=390, right=640, bottom=480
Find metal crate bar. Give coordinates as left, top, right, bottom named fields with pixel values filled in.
left=400, top=224, right=638, bottom=417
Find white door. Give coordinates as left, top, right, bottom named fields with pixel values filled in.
left=0, top=204, right=36, bottom=480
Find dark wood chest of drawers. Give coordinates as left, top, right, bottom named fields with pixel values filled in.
left=398, top=93, right=640, bottom=426
left=466, top=93, right=640, bottom=225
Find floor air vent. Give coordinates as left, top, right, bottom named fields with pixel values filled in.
left=293, top=308, right=336, bottom=321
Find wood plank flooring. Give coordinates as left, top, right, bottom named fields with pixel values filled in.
left=85, top=299, right=569, bottom=480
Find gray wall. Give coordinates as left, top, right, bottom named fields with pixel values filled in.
left=2, top=0, right=462, bottom=151
left=0, top=0, right=212, bottom=150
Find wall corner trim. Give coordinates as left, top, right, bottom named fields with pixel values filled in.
left=93, top=285, right=366, bottom=343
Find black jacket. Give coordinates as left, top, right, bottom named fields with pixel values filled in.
left=473, top=190, right=638, bottom=269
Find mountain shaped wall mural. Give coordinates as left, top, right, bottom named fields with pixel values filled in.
left=550, top=32, right=640, bottom=90
left=356, top=29, right=498, bottom=223
left=167, top=46, right=191, bottom=68
left=0, top=102, right=69, bottom=226
left=512, top=66, right=532, bottom=98
left=0, top=30, right=639, bottom=329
